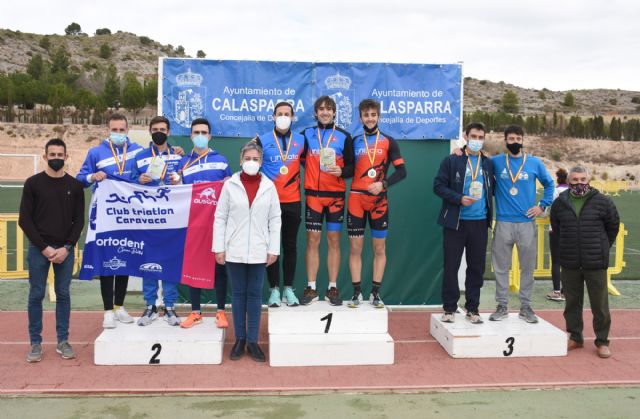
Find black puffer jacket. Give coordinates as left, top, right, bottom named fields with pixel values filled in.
left=550, top=188, right=620, bottom=270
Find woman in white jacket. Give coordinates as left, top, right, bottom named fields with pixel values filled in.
left=213, top=141, right=282, bottom=362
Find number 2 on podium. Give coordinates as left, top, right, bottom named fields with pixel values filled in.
left=320, top=313, right=333, bottom=333
left=150, top=343, right=162, bottom=364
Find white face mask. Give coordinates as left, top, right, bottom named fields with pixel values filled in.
left=275, top=115, right=292, bottom=131
left=242, top=160, right=260, bottom=175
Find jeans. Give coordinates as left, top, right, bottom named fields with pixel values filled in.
left=142, top=278, right=178, bottom=307
left=227, top=262, right=265, bottom=343
left=27, top=245, right=74, bottom=345
left=442, top=220, right=488, bottom=313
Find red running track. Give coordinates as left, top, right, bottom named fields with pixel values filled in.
left=1, top=309, right=639, bottom=394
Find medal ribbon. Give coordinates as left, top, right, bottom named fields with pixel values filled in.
left=363, top=130, right=380, bottom=168
left=272, top=130, right=292, bottom=170
left=183, top=149, right=209, bottom=171
left=506, top=152, right=527, bottom=186
left=465, top=149, right=482, bottom=182
left=108, top=140, right=127, bottom=175
left=317, top=125, right=336, bottom=153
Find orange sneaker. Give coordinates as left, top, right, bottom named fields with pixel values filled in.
left=216, top=311, right=229, bottom=328
left=180, top=311, right=203, bottom=328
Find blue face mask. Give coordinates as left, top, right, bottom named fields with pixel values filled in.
left=468, top=139, right=483, bottom=152
left=109, top=132, right=127, bottom=146
left=192, top=134, right=209, bottom=149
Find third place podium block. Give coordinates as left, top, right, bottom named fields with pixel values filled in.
left=268, top=301, right=394, bottom=367
left=95, top=318, right=224, bottom=365
left=430, top=313, right=567, bottom=358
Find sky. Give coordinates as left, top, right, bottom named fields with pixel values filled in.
left=2, top=0, right=638, bottom=92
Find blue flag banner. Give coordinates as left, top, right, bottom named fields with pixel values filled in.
left=160, top=58, right=462, bottom=140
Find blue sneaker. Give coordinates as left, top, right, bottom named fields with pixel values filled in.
left=282, top=287, right=299, bottom=307
left=268, top=288, right=281, bottom=308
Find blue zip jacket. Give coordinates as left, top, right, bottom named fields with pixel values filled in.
left=76, top=138, right=143, bottom=187
left=433, top=147, right=494, bottom=230
left=492, top=152, right=554, bottom=222
left=179, top=148, right=231, bottom=184
left=131, top=143, right=184, bottom=186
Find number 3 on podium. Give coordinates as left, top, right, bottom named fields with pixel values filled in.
left=503, top=337, right=515, bottom=356
left=150, top=343, right=162, bottom=364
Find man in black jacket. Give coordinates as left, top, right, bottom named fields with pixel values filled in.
left=550, top=165, right=619, bottom=358
left=433, top=122, right=494, bottom=324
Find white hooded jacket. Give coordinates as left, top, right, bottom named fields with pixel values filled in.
left=213, top=172, right=281, bottom=263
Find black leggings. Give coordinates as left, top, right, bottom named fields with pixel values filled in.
left=99, top=275, right=128, bottom=310
left=190, top=262, right=228, bottom=311
left=267, top=202, right=301, bottom=288
left=549, top=231, right=562, bottom=292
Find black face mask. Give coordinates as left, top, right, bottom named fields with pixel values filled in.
left=506, top=142, right=523, bottom=155
left=151, top=132, right=168, bottom=145
left=48, top=158, right=65, bottom=172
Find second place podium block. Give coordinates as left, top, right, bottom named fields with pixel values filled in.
left=268, top=301, right=394, bottom=367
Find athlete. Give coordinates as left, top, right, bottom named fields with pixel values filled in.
left=255, top=101, right=305, bottom=307
left=77, top=113, right=143, bottom=329
left=178, top=118, right=233, bottom=329
left=131, top=116, right=183, bottom=327
left=300, top=96, right=354, bottom=306
left=347, top=99, right=406, bottom=308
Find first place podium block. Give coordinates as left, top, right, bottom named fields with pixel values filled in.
left=95, top=318, right=224, bottom=365
left=268, top=301, right=394, bottom=367
left=430, top=313, right=567, bottom=358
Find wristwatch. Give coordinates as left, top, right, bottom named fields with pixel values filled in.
left=63, top=244, right=72, bottom=252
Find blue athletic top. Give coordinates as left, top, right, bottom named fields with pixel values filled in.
left=460, top=154, right=487, bottom=220
left=178, top=149, right=231, bottom=184
left=76, top=138, right=143, bottom=187
left=131, top=143, right=184, bottom=186
left=492, top=153, right=554, bottom=222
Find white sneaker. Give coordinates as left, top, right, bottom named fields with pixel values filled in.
left=103, top=310, right=116, bottom=329
left=114, top=306, right=134, bottom=323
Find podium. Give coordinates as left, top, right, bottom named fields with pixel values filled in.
left=268, top=301, right=394, bottom=367
left=430, top=313, right=567, bottom=358
left=94, top=318, right=225, bottom=365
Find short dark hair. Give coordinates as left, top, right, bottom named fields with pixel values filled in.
left=556, top=168, right=568, bottom=184
left=465, top=122, right=486, bottom=136
left=504, top=124, right=524, bottom=139
left=358, top=99, right=380, bottom=116
left=191, top=118, right=211, bottom=133
left=45, top=138, right=66, bottom=154
left=314, top=95, right=336, bottom=114
left=107, top=113, right=128, bottom=126
left=274, top=101, right=294, bottom=116
left=149, top=115, right=170, bottom=130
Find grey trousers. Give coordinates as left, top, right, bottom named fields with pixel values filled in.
left=492, top=221, right=537, bottom=307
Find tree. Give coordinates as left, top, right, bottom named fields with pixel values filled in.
left=49, top=82, right=73, bottom=122
left=197, top=50, right=206, bottom=58
left=144, top=77, right=158, bottom=106
left=563, top=91, right=575, bottom=107
left=122, top=72, right=145, bottom=122
left=99, top=43, right=112, bottom=59
left=501, top=90, right=519, bottom=113
left=175, top=45, right=185, bottom=55
left=64, top=22, right=82, bottom=36
left=102, top=64, right=120, bottom=106
left=95, top=28, right=111, bottom=35
left=610, top=117, right=622, bottom=140
left=27, top=54, right=44, bottom=80
left=538, top=90, right=546, bottom=100
left=51, top=46, right=70, bottom=74
left=39, top=36, right=51, bottom=51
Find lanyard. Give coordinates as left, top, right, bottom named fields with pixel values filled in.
left=317, top=125, right=336, bottom=153
left=363, top=130, right=380, bottom=167
left=272, top=130, right=292, bottom=165
left=183, top=149, right=209, bottom=170
left=506, top=152, right=527, bottom=185
left=465, top=149, right=482, bottom=182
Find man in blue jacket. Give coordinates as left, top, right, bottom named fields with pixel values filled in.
left=434, top=122, right=494, bottom=324
left=489, top=124, right=554, bottom=323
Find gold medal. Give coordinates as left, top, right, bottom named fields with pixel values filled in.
left=273, top=130, right=293, bottom=176
left=509, top=187, right=519, bottom=196
left=367, top=168, right=377, bottom=179
left=280, top=166, right=289, bottom=175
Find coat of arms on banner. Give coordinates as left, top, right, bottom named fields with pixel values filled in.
left=173, top=68, right=206, bottom=128
left=322, top=72, right=354, bottom=129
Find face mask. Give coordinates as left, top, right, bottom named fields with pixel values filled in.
left=47, top=158, right=64, bottom=172
left=569, top=183, right=589, bottom=196
left=192, top=134, right=209, bottom=149
left=109, top=132, right=127, bottom=146
left=275, top=116, right=292, bottom=131
left=467, top=139, right=483, bottom=152
left=151, top=132, right=167, bottom=146
left=506, top=142, right=523, bottom=155
left=242, top=160, right=260, bottom=176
